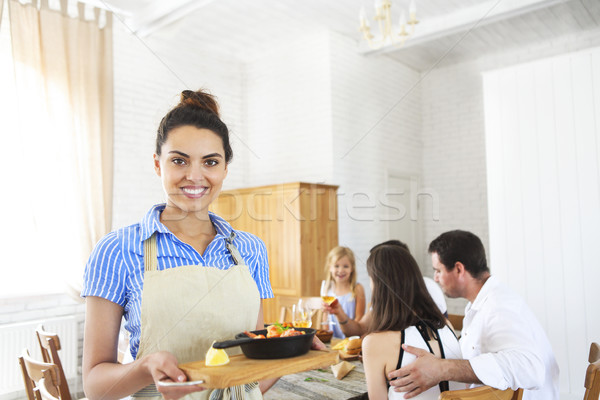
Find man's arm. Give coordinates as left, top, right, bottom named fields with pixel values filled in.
left=387, top=345, right=481, bottom=399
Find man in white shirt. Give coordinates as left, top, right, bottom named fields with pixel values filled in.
left=388, top=230, right=559, bottom=400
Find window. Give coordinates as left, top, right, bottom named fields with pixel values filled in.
left=0, top=1, right=112, bottom=297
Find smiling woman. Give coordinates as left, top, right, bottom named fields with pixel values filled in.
left=81, top=89, right=276, bottom=400
left=0, top=0, right=113, bottom=298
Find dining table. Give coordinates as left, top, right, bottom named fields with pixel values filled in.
left=263, top=339, right=368, bottom=400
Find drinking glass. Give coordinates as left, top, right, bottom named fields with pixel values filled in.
left=320, top=280, right=336, bottom=305
left=292, top=299, right=312, bottom=328
left=320, top=280, right=336, bottom=326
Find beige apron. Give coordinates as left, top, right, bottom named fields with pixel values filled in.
left=132, top=232, right=263, bottom=400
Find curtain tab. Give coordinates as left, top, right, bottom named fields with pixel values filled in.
left=58, top=0, right=67, bottom=16
left=92, top=6, right=99, bottom=23
left=76, top=0, right=83, bottom=20
left=104, top=9, right=112, bottom=29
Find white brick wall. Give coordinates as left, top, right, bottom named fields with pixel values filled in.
left=111, top=22, right=247, bottom=229
left=328, top=32, right=423, bottom=301
left=244, top=30, right=334, bottom=187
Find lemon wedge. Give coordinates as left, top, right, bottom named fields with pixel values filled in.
left=205, top=344, right=230, bottom=367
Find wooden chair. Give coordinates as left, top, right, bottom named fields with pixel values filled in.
left=585, top=342, right=600, bottom=400
left=302, top=297, right=324, bottom=330
left=32, top=387, right=44, bottom=400
left=447, top=313, right=464, bottom=337
left=36, top=325, right=72, bottom=400
left=438, top=386, right=523, bottom=400
left=38, top=379, right=60, bottom=400
left=18, top=349, right=62, bottom=400
left=18, top=353, right=36, bottom=400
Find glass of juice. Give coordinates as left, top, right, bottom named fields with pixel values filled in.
left=292, top=299, right=312, bottom=328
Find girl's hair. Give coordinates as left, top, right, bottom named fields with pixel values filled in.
left=367, top=245, right=446, bottom=333
left=155, top=89, right=233, bottom=162
left=324, top=246, right=358, bottom=298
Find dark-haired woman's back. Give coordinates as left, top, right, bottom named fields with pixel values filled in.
left=363, top=324, right=462, bottom=399
left=363, top=244, right=463, bottom=399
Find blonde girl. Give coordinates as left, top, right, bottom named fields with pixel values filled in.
left=322, top=246, right=366, bottom=338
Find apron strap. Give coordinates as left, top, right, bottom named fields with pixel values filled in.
left=144, top=234, right=158, bottom=272
left=225, top=231, right=244, bottom=266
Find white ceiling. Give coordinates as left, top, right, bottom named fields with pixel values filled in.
left=94, top=0, right=600, bottom=70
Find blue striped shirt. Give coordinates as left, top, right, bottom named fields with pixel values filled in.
left=81, top=204, right=273, bottom=358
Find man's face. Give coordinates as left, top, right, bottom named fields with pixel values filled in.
left=432, top=252, right=461, bottom=298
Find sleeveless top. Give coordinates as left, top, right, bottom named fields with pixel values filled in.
left=388, top=323, right=464, bottom=400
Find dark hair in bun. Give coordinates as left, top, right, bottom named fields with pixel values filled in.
left=155, top=89, right=233, bottom=163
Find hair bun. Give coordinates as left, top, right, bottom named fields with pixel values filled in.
left=180, top=89, right=220, bottom=117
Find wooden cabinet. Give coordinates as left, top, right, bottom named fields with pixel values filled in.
left=210, top=182, right=339, bottom=323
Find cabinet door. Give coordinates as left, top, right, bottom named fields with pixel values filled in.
left=299, top=186, right=339, bottom=297
left=211, top=183, right=338, bottom=325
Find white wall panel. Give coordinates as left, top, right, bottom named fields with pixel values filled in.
left=516, top=63, right=546, bottom=319
left=533, top=58, right=570, bottom=393
left=553, top=56, right=587, bottom=393
left=483, top=46, right=600, bottom=399
left=590, top=52, right=600, bottom=342
left=571, top=54, right=600, bottom=348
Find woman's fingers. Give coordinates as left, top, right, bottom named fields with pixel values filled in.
left=311, top=336, right=327, bottom=350
left=157, top=382, right=206, bottom=400
left=144, top=351, right=206, bottom=399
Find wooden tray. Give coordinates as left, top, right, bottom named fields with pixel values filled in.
left=180, top=350, right=337, bottom=389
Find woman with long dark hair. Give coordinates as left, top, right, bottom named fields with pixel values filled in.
left=362, top=245, right=462, bottom=399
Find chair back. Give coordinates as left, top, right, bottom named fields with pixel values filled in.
left=438, top=386, right=523, bottom=400
left=18, top=354, right=36, bottom=400
left=36, top=325, right=72, bottom=400
left=38, top=379, right=60, bottom=400
left=302, top=297, right=324, bottom=330
left=585, top=342, right=600, bottom=400
left=447, top=314, right=464, bottom=337
left=18, top=349, right=61, bottom=400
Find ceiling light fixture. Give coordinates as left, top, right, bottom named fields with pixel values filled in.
left=359, top=0, right=418, bottom=49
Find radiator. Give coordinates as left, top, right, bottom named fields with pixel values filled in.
left=0, top=316, right=78, bottom=395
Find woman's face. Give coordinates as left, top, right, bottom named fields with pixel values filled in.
left=154, top=126, right=227, bottom=215
left=329, top=255, right=353, bottom=284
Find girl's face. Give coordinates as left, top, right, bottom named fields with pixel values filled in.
left=154, top=126, right=227, bottom=215
left=329, top=255, right=353, bottom=283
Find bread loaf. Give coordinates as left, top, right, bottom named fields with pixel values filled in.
left=344, top=336, right=362, bottom=355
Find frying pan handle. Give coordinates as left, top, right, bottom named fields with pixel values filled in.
left=212, top=336, right=256, bottom=349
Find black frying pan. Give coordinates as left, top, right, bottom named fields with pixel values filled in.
left=212, top=328, right=316, bottom=359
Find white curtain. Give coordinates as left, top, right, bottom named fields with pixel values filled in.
left=5, top=0, right=113, bottom=298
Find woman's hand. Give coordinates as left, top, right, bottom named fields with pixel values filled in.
left=146, top=351, right=206, bottom=399
left=311, top=335, right=327, bottom=350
